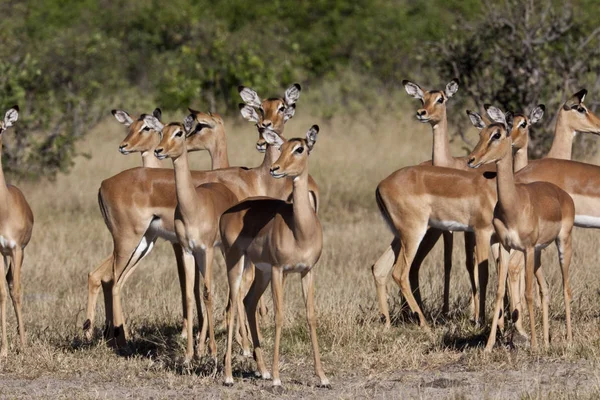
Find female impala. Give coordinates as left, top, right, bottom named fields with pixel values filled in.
left=467, top=110, right=575, bottom=350
left=84, top=109, right=228, bottom=342
left=373, top=105, right=543, bottom=329
left=221, top=125, right=329, bottom=388
left=148, top=116, right=238, bottom=360
left=0, top=106, right=34, bottom=356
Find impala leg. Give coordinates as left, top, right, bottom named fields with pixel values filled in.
left=524, top=248, right=537, bottom=349
left=237, top=261, right=252, bottom=356
left=301, top=269, right=330, bottom=387
left=409, top=228, right=444, bottom=312
left=556, top=233, right=573, bottom=344
left=442, top=231, right=453, bottom=316
left=111, top=232, right=156, bottom=347
left=372, top=238, right=400, bottom=328
left=533, top=250, right=549, bottom=348
left=7, top=247, right=25, bottom=348
left=224, top=256, right=244, bottom=386
left=171, top=243, right=189, bottom=339
left=391, top=228, right=427, bottom=327
left=474, top=232, right=491, bottom=326
left=485, top=245, right=509, bottom=352
left=464, top=232, right=477, bottom=322
left=244, top=266, right=272, bottom=380
left=490, top=243, right=505, bottom=332
left=180, top=252, right=195, bottom=362
left=84, top=255, right=112, bottom=341
left=507, top=251, right=526, bottom=336
left=197, top=246, right=217, bottom=358
left=0, top=256, right=7, bottom=357
left=271, top=266, right=285, bottom=386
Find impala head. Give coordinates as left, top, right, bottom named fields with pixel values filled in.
left=402, top=79, right=459, bottom=125
left=238, top=83, right=301, bottom=152
left=266, top=125, right=319, bottom=179
left=0, top=106, right=18, bottom=134
left=484, top=104, right=545, bottom=151
left=112, top=108, right=162, bottom=155
left=149, top=117, right=186, bottom=160
left=184, top=108, right=226, bottom=152
left=466, top=109, right=515, bottom=168
left=559, top=89, right=600, bottom=135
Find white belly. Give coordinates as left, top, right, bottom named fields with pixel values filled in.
left=429, top=219, right=472, bottom=232
left=574, top=215, right=600, bottom=229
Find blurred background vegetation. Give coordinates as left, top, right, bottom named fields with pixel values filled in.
left=0, top=0, right=598, bottom=178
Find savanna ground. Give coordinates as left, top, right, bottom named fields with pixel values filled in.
left=2, top=108, right=600, bottom=399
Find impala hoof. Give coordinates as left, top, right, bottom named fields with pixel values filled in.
left=318, top=378, right=331, bottom=389
left=224, top=377, right=234, bottom=387
left=272, top=378, right=282, bottom=387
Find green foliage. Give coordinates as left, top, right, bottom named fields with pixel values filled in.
left=0, top=0, right=598, bottom=178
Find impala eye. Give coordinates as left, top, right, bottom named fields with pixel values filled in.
left=278, top=106, right=286, bottom=112
left=492, top=131, right=501, bottom=140
left=175, top=130, right=183, bottom=137
left=143, top=126, right=151, bottom=131
left=295, top=146, right=304, bottom=154
left=577, top=106, right=586, bottom=113
left=437, top=97, right=444, bottom=104
left=520, top=121, right=527, bottom=128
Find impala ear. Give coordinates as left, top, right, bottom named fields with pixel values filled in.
left=466, top=110, right=486, bottom=130
left=564, top=89, right=588, bottom=110
left=445, top=78, right=459, bottom=98
left=283, top=104, right=296, bottom=122
left=529, top=104, right=545, bottom=125
left=484, top=104, right=505, bottom=124
left=402, top=80, right=424, bottom=100
left=284, top=83, right=301, bottom=106
left=305, top=124, right=319, bottom=152
left=505, top=111, right=514, bottom=136
left=238, top=86, right=262, bottom=108
left=112, top=109, right=134, bottom=126
left=239, top=104, right=260, bottom=123
left=152, top=108, right=162, bottom=121
left=188, top=107, right=200, bottom=115
left=183, top=114, right=195, bottom=135
left=3, top=105, right=19, bottom=128
left=143, top=115, right=164, bottom=132
left=261, top=129, right=285, bottom=148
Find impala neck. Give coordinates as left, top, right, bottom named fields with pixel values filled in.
left=546, top=111, right=574, bottom=160
left=259, top=144, right=280, bottom=174
left=172, top=149, right=197, bottom=217
left=495, top=144, right=519, bottom=222
left=291, top=167, right=316, bottom=242
left=207, top=124, right=230, bottom=169
left=0, top=137, right=9, bottom=201
left=431, top=116, right=453, bottom=166
left=141, top=151, right=162, bottom=168
left=513, top=147, right=528, bottom=172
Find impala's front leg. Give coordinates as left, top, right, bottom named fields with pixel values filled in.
left=485, top=245, right=510, bottom=352
left=301, top=269, right=330, bottom=387
left=84, top=255, right=112, bottom=341
left=171, top=243, right=189, bottom=339
left=533, top=251, right=549, bottom=348
left=8, top=248, right=25, bottom=348
left=524, top=248, right=537, bottom=349
left=182, top=252, right=195, bottom=362
left=0, top=256, right=7, bottom=357
left=271, top=266, right=285, bottom=386
left=224, top=256, right=244, bottom=386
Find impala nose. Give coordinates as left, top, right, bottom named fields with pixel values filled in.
left=154, top=148, right=164, bottom=157
left=417, top=109, right=427, bottom=118
left=119, top=144, right=129, bottom=154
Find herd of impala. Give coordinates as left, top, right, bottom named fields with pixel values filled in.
left=0, top=79, right=598, bottom=387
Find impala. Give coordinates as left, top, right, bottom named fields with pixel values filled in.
left=467, top=110, right=574, bottom=350
left=0, top=106, right=34, bottom=356
left=221, top=125, right=329, bottom=388
left=147, top=115, right=239, bottom=360
left=83, top=108, right=227, bottom=342
left=373, top=106, right=543, bottom=327
left=97, top=85, right=321, bottom=352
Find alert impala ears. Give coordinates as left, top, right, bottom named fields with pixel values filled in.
left=305, top=124, right=319, bottom=152
left=143, top=115, right=164, bottom=132
left=261, top=129, right=285, bottom=148
left=563, top=89, right=587, bottom=110
left=402, top=80, right=424, bottom=100
left=444, top=78, right=459, bottom=98
left=284, top=83, right=301, bottom=106
left=239, top=104, right=260, bottom=123
left=466, top=110, right=486, bottom=130
left=528, top=105, right=545, bottom=125
left=112, top=109, right=134, bottom=126
left=3, top=106, right=18, bottom=129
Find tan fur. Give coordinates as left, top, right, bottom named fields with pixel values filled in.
left=468, top=118, right=575, bottom=351
left=220, top=128, right=329, bottom=387
left=0, top=107, right=34, bottom=356
left=155, top=123, right=238, bottom=360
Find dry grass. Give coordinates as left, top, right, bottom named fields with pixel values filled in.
left=1, top=107, right=600, bottom=399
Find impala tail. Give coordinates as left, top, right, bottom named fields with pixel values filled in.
left=375, top=186, right=396, bottom=236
